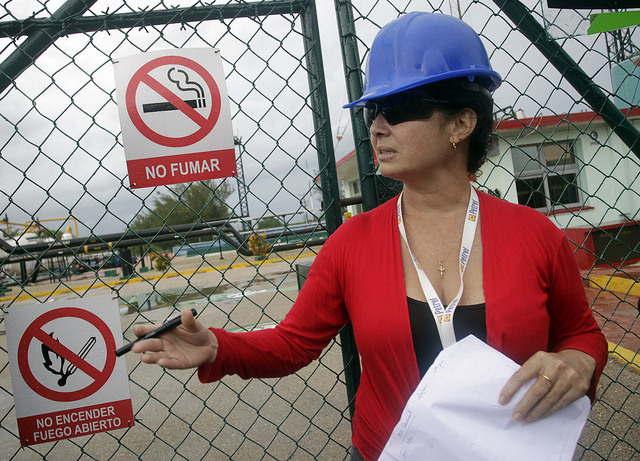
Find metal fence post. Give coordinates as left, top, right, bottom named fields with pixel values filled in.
left=335, top=0, right=379, bottom=213
left=301, top=1, right=361, bottom=423
left=0, top=0, right=98, bottom=93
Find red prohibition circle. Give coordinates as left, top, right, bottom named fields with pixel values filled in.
left=18, top=307, right=116, bottom=402
left=126, top=55, right=222, bottom=147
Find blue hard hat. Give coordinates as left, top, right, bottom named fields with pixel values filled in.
left=344, top=12, right=502, bottom=108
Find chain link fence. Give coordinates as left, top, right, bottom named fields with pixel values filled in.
left=0, top=0, right=638, bottom=459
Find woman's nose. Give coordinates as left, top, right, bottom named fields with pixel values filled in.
left=369, top=112, right=390, bottom=136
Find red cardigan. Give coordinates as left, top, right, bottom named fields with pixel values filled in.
left=199, top=191, right=607, bottom=461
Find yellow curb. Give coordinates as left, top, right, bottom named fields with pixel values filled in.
left=1, top=279, right=128, bottom=302
left=1, top=252, right=316, bottom=303
left=608, top=341, right=640, bottom=372
left=589, top=275, right=640, bottom=297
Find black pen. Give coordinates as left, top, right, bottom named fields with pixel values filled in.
left=115, top=308, right=197, bottom=357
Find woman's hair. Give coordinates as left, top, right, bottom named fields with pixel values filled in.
left=414, top=78, right=495, bottom=175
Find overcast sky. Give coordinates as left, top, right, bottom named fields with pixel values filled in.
left=0, top=0, right=630, bottom=238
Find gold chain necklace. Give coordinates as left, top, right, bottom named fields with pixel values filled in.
left=408, top=223, right=462, bottom=279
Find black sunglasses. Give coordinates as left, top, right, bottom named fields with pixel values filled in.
left=363, top=96, right=449, bottom=129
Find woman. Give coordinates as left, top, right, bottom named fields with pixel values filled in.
left=132, top=12, right=607, bottom=461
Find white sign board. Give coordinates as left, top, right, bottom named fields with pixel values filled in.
left=113, top=48, right=236, bottom=188
left=5, top=295, right=133, bottom=446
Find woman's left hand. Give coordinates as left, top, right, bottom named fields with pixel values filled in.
left=498, top=349, right=596, bottom=423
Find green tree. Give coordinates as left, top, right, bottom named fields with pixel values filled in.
left=257, top=216, right=282, bottom=229
left=131, top=180, right=234, bottom=229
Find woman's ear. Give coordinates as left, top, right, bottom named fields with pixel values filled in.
left=449, top=108, right=477, bottom=145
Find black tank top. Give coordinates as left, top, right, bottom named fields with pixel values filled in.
left=407, top=297, right=487, bottom=378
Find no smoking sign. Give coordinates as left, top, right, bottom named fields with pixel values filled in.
left=114, top=48, right=236, bottom=188
left=5, top=296, right=133, bottom=446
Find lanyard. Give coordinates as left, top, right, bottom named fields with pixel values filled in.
left=397, top=185, right=480, bottom=348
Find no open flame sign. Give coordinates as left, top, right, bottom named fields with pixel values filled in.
left=5, top=296, right=133, bottom=446
left=113, top=48, right=236, bottom=188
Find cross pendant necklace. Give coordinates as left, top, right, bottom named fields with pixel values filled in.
left=410, top=227, right=462, bottom=279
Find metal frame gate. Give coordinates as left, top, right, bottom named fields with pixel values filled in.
left=1, top=0, right=639, bottom=459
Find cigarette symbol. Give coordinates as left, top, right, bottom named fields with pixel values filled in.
left=142, top=67, right=206, bottom=113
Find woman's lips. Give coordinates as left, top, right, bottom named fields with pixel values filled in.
left=376, top=147, right=397, bottom=161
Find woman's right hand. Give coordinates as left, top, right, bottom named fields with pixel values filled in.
left=131, top=307, right=218, bottom=369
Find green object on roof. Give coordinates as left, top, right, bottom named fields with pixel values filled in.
left=589, top=11, right=640, bottom=34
